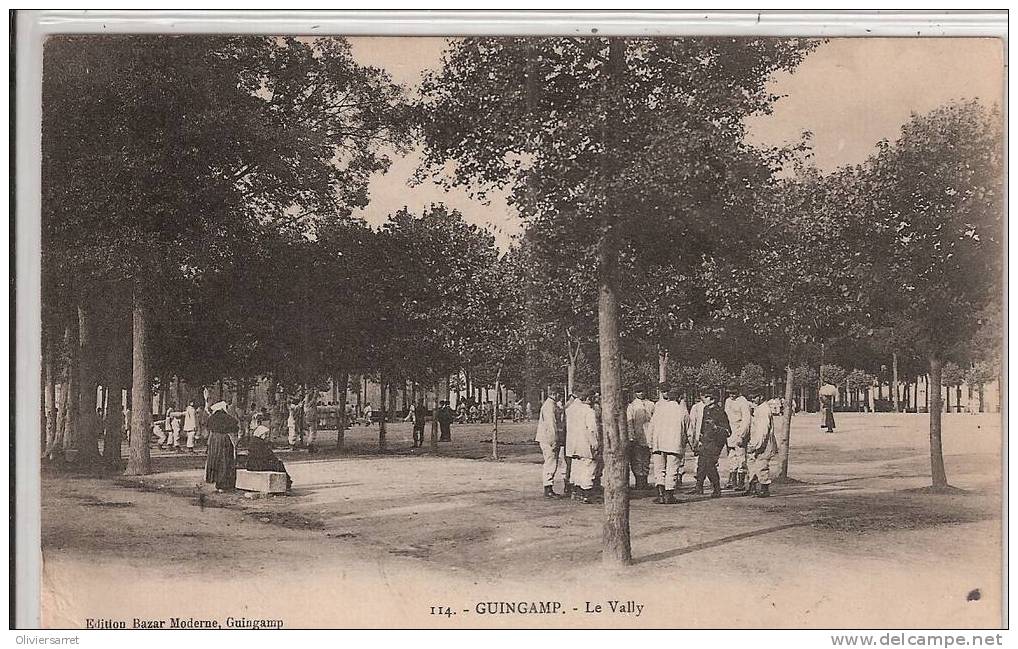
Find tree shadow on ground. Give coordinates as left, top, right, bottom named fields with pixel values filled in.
left=633, top=521, right=815, bottom=564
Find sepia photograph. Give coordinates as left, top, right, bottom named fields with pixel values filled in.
left=17, top=12, right=1006, bottom=632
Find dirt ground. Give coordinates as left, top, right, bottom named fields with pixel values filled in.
left=40, top=412, right=1004, bottom=629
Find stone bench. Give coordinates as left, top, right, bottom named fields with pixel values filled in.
left=235, top=469, right=288, bottom=494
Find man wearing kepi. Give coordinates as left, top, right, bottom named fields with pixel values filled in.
left=535, top=387, right=564, bottom=498
left=647, top=382, right=688, bottom=504
left=746, top=393, right=780, bottom=497
left=205, top=400, right=238, bottom=492
left=565, top=389, right=600, bottom=504
left=626, top=385, right=654, bottom=491
left=689, top=387, right=731, bottom=498
left=723, top=383, right=753, bottom=491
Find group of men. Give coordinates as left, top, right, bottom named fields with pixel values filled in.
left=155, top=400, right=207, bottom=453
left=535, top=382, right=780, bottom=505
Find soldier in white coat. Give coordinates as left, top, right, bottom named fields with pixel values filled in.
left=565, top=390, right=600, bottom=504
left=647, top=382, right=689, bottom=504
left=746, top=393, right=780, bottom=497
left=535, top=387, right=565, bottom=498
left=723, top=384, right=753, bottom=491
left=626, top=386, right=655, bottom=491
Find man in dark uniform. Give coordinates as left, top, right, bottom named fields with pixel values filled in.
left=689, top=387, right=731, bottom=498
left=436, top=400, right=454, bottom=442
left=408, top=398, right=429, bottom=448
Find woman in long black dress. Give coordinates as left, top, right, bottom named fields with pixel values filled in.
left=247, top=416, right=292, bottom=490
left=205, top=401, right=238, bottom=491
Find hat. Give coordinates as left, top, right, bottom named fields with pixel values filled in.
left=658, top=382, right=672, bottom=393
left=252, top=424, right=270, bottom=439
left=210, top=401, right=229, bottom=413
left=726, top=383, right=741, bottom=393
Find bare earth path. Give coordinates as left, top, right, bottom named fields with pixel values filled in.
left=40, top=412, right=1003, bottom=628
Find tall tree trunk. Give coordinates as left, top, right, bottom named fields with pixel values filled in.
left=125, top=289, right=152, bottom=475
left=892, top=351, right=900, bottom=412
left=776, top=364, right=795, bottom=479
left=491, top=369, right=501, bottom=460
left=657, top=346, right=668, bottom=384
left=378, top=376, right=387, bottom=452
left=63, top=321, right=79, bottom=461
left=945, top=384, right=950, bottom=413
left=597, top=238, right=630, bottom=566
left=43, top=333, right=57, bottom=458
left=303, top=386, right=318, bottom=449
left=103, top=379, right=124, bottom=472
left=430, top=381, right=440, bottom=452
left=928, top=355, right=948, bottom=487
left=336, top=371, right=349, bottom=450
left=76, top=304, right=101, bottom=466
left=54, top=381, right=68, bottom=459
left=589, top=36, right=632, bottom=568
left=978, top=383, right=985, bottom=413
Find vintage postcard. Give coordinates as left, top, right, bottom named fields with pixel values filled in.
left=19, top=15, right=1006, bottom=631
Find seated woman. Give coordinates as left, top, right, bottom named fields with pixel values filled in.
left=245, top=416, right=293, bottom=491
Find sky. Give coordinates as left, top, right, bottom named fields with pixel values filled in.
left=346, top=37, right=1004, bottom=249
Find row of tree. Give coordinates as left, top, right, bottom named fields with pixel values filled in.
left=417, top=37, right=1002, bottom=564
left=42, top=35, right=1001, bottom=568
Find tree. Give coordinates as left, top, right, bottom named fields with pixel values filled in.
left=965, top=361, right=996, bottom=413
left=420, top=36, right=816, bottom=566
left=819, top=364, right=847, bottom=387
left=941, top=362, right=966, bottom=414
left=864, top=101, right=1002, bottom=489
left=844, top=369, right=875, bottom=410
left=705, top=167, right=869, bottom=480
left=43, top=36, right=411, bottom=472
left=738, top=363, right=768, bottom=397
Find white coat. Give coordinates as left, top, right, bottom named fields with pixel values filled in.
left=626, top=398, right=654, bottom=447
left=565, top=400, right=599, bottom=459
left=687, top=401, right=704, bottom=448
left=748, top=399, right=780, bottom=458
left=648, top=398, right=689, bottom=454
left=534, top=397, right=560, bottom=445
left=724, top=395, right=753, bottom=447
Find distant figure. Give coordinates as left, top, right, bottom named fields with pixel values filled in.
left=246, top=416, right=292, bottom=491
left=183, top=401, right=199, bottom=453
left=436, top=400, right=454, bottom=442
left=362, top=402, right=373, bottom=427
left=406, top=398, right=428, bottom=448
left=205, top=401, right=238, bottom=492
left=821, top=394, right=836, bottom=433
left=525, top=401, right=534, bottom=421
left=287, top=399, right=303, bottom=449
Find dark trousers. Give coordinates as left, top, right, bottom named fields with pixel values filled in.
left=439, top=422, right=451, bottom=441
left=695, top=445, right=723, bottom=489
left=412, top=426, right=425, bottom=447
